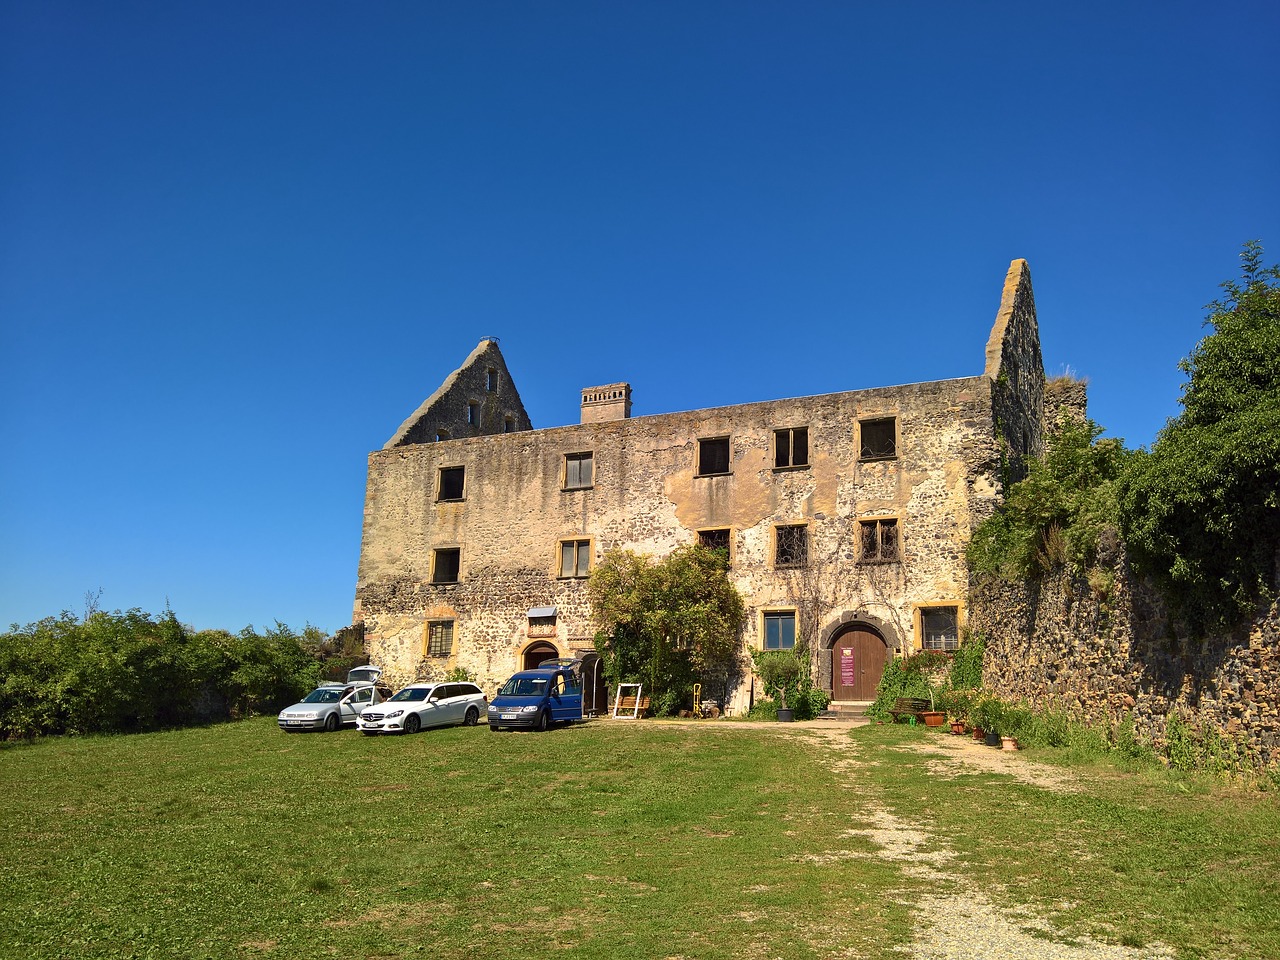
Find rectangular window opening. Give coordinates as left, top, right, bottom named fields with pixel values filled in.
left=564, top=452, right=594, bottom=489
left=426, top=621, right=454, bottom=657
left=774, top=427, right=809, bottom=469
left=697, top=436, right=730, bottom=476
left=763, top=611, right=797, bottom=650
left=698, top=528, right=731, bottom=561
left=774, top=524, right=808, bottom=567
left=467, top=402, right=478, bottom=426
left=437, top=466, right=465, bottom=502
left=859, top=518, right=899, bottom=563
left=559, top=540, right=591, bottom=579
left=859, top=418, right=897, bottom=460
left=432, top=547, right=461, bottom=584
left=921, top=606, right=960, bottom=651
left=486, top=368, right=498, bottom=392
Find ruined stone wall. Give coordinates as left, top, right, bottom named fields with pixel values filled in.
left=1044, top=376, right=1088, bottom=431
left=385, top=339, right=533, bottom=447
left=970, top=544, right=1280, bottom=769
left=356, top=375, right=1002, bottom=704
left=984, top=259, right=1046, bottom=482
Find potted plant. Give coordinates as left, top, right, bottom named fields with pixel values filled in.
left=920, top=683, right=945, bottom=727
left=755, top=649, right=802, bottom=722
left=944, top=688, right=972, bottom=735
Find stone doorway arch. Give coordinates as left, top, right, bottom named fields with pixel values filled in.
left=819, top=613, right=896, bottom=702
left=521, top=641, right=559, bottom=670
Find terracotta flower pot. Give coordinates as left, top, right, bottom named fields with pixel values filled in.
left=950, top=721, right=966, bottom=735
left=1001, top=736, right=1019, bottom=751
left=972, top=727, right=985, bottom=740
left=922, top=711, right=945, bottom=727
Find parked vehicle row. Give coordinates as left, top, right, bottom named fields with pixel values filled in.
left=278, top=661, right=586, bottom=735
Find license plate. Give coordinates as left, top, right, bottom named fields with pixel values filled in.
left=500, top=713, right=517, bottom=720
left=286, top=720, right=301, bottom=726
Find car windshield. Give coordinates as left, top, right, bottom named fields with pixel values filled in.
left=301, top=689, right=342, bottom=704
left=389, top=688, right=432, bottom=702
left=348, top=669, right=379, bottom=683
left=500, top=677, right=549, bottom=697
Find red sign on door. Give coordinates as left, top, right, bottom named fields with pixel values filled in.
left=840, top=648, right=857, bottom=685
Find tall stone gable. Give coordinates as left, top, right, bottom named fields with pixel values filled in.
left=983, top=259, right=1045, bottom=483
left=385, top=338, right=532, bottom=447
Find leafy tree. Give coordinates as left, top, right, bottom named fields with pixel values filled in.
left=968, top=416, right=1129, bottom=579
left=589, top=545, right=745, bottom=713
left=1120, top=242, right=1280, bottom=629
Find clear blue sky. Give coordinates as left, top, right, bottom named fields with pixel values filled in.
left=3, top=2, right=1277, bottom=634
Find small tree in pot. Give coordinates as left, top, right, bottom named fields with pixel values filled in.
left=753, top=649, right=803, bottom=722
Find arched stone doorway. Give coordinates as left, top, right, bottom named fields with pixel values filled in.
left=823, top=620, right=890, bottom=702
left=521, top=641, right=559, bottom=670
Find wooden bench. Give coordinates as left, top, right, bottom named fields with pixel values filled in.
left=887, top=697, right=931, bottom=723
left=612, top=695, right=651, bottom=718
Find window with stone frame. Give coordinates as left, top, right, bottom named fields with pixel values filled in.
left=763, top=611, right=797, bottom=650
left=437, top=466, right=465, bottom=502
left=858, top=517, right=900, bottom=563
left=774, top=426, right=809, bottom=469
left=486, top=368, right=498, bottom=392
left=426, top=620, right=454, bottom=657
left=467, top=402, right=478, bottom=426
left=697, top=436, right=731, bottom=476
left=432, top=547, right=461, bottom=584
left=859, top=417, right=897, bottom=460
left=698, top=528, right=732, bottom=562
left=774, top=524, right=808, bottom=567
left=564, top=452, right=594, bottom=489
left=920, top=606, right=960, bottom=651
left=558, top=539, right=591, bottom=578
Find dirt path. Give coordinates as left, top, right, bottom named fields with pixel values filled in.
left=651, top=718, right=1175, bottom=959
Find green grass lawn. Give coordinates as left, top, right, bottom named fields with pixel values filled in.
left=1, top=719, right=1277, bottom=960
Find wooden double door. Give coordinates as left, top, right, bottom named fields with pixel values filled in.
left=829, top=626, right=888, bottom=701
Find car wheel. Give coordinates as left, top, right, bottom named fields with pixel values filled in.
left=404, top=713, right=421, bottom=735
left=464, top=706, right=479, bottom=726
left=324, top=712, right=339, bottom=733
left=536, top=710, right=550, bottom=733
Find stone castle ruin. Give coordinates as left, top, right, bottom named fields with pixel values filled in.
left=353, top=260, right=1047, bottom=715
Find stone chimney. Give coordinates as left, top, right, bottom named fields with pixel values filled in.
left=581, top=383, right=632, bottom=423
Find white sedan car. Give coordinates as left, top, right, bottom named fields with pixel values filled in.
left=277, top=682, right=383, bottom=732
left=357, top=681, right=488, bottom=735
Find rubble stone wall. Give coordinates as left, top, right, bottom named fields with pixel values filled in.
left=970, top=542, right=1280, bottom=768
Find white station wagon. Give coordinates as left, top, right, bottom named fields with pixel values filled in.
left=357, top=681, right=488, bottom=735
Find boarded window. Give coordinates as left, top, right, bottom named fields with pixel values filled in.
left=559, top=540, right=591, bottom=578
left=774, top=427, right=809, bottom=469
left=698, top=436, right=730, bottom=476
left=437, top=466, right=465, bottom=502
left=565, top=452, right=593, bottom=489
left=774, top=524, right=808, bottom=567
left=859, top=518, right=899, bottom=562
left=427, top=621, right=454, bottom=657
left=859, top=418, right=897, bottom=459
left=763, top=611, right=796, bottom=650
left=432, top=548, right=461, bottom=584
left=921, top=607, right=959, bottom=651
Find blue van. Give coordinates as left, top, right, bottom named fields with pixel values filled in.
left=487, top=659, right=584, bottom=731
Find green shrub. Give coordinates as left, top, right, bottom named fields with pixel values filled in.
left=948, top=633, right=985, bottom=689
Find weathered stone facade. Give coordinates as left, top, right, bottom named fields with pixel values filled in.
left=971, top=542, right=1280, bottom=769
left=354, top=261, right=1047, bottom=712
